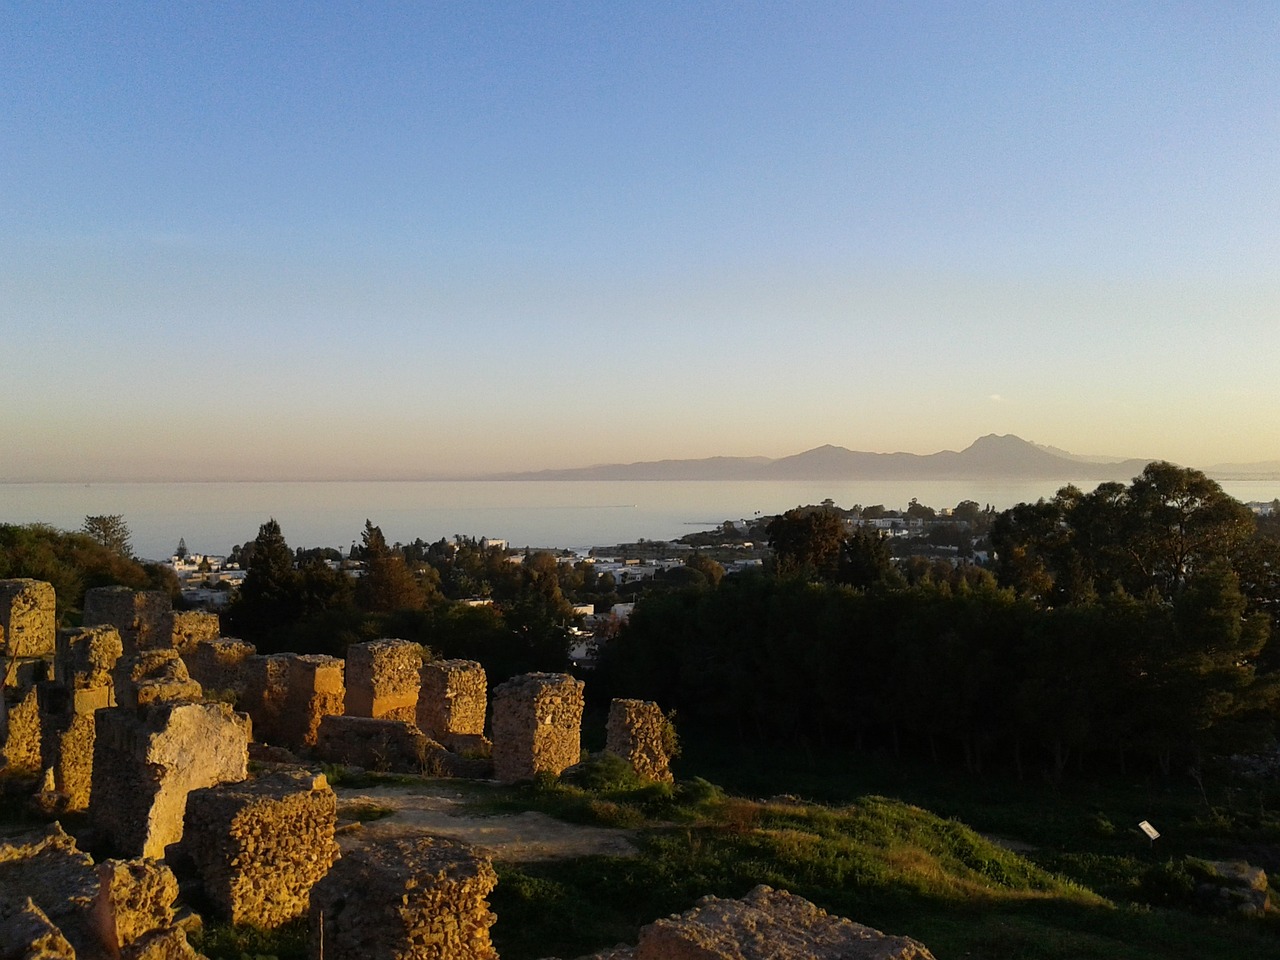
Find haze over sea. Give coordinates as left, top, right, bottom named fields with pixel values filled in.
left=5, top=478, right=1279, bottom=563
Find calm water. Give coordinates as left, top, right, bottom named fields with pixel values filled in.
left=4, top=478, right=1279, bottom=561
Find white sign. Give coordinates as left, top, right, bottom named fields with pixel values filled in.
left=1138, top=820, right=1160, bottom=840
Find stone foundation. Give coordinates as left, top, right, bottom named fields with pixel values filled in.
left=182, top=770, right=339, bottom=928
left=606, top=699, right=674, bottom=783
left=309, top=836, right=498, bottom=960
left=417, top=659, right=488, bottom=752
left=491, top=672, right=584, bottom=783
left=0, top=579, right=56, bottom=661
left=344, top=639, right=423, bottom=721
left=90, top=701, right=250, bottom=858
left=313, top=715, right=439, bottom=774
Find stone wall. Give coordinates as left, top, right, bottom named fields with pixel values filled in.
left=113, top=649, right=203, bottom=709
left=242, top=653, right=293, bottom=745
left=313, top=715, right=438, bottom=774
left=345, top=639, right=423, bottom=721
left=162, top=610, right=221, bottom=654
left=279, top=654, right=345, bottom=750
left=0, top=579, right=56, bottom=661
left=2, top=683, right=45, bottom=775
left=491, top=672, right=584, bottom=783
left=90, top=701, right=250, bottom=858
left=309, top=836, right=498, bottom=960
left=82, top=587, right=171, bottom=652
left=183, top=637, right=256, bottom=701
left=417, top=659, right=488, bottom=752
left=182, top=770, right=339, bottom=928
left=605, top=699, right=674, bottom=783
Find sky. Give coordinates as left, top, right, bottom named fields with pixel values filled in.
left=2, top=1, right=1277, bottom=481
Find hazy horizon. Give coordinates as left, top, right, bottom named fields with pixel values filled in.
left=4, top=4, right=1277, bottom=483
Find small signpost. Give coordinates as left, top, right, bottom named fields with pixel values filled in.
left=1138, top=820, right=1160, bottom=848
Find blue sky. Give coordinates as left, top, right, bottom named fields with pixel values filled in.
left=2, top=2, right=1277, bottom=480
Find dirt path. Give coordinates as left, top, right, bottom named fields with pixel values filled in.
left=333, top=781, right=639, bottom=863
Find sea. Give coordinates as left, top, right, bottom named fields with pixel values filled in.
left=4, top=478, right=1280, bottom=562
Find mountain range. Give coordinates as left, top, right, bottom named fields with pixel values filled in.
left=490, top=434, right=1274, bottom=482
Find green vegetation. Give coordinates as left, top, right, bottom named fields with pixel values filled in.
left=191, top=919, right=307, bottom=960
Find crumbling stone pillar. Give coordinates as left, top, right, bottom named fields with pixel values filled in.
left=183, top=638, right=256, bottom=702
left=417, top=659, right=488, bottom=753
left=90, top=701, right=250, bottom=858
left=344, top=639, right=423, bottom=721
left=606, top=698, right=674, bottom=783
left=182, top=770, right=339, bottom=928
left=278, top=654, right=345, bottom=750
left=0, top=579, right=56, bottom=664
left=87, top=858, right=180, bottom=958
left=241, top=653, right=292, bottom=745
left=309, top=836, right=498, bottom=960
left=82, top=587, right=170, bottom=652
left=491, top=672, right=584, bottom=782
left=1, top=682, right=46, bottom=775
left=113, top=649, right=202, bottom=709
left=161, top=610, right=221, bottom=654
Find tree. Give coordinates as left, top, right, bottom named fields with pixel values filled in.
left=684, top=552, right=725, bottom=587
left=175, top=537, right=188, bottom=560
left=82, top=515, right=133, bottom=558
left=837, top=528, right=902, bottom=589
left=355, top=520, right=430, bottom=613
left=223, top=518, right=302, bottom=643
left=766, top=507, right=846, bottom=579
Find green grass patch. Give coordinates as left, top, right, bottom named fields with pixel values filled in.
left=335, top=800, right=395, bottom=822
left=190, top=919, right=307, bottom=960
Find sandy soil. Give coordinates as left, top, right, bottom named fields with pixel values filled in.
left=333, top=781, right=639, bottom=862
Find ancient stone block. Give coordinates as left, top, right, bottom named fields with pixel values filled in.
left=1, top=685, right=43, bottom=775
left=344, top=639, right=423, bottom=721
left=3, top=657, right=53, bottom=692
left=0, top=896, right=76, bottom=960
left=56, top=625, right=124, bottom=691
left=182, top=770, right=339, bottom=928
left=313, top=715, right=439, bottom=774
left=182, top=638, right=256, bottom=702
left=309, top=836, right=498, bottom=960
left=0, top=824, right=98, bottom=953
left=279, top=654, right=345, bottom=750
left=160, top=611, right=221, bottom=654
left=82, top=588, right=171, bottom=652
left=120, top=926, right=202, bottom=960
left=632, top=885, right=935, bottom=960
left=114, top=650, right=202, bottom=710
left=88, top=858, right=179, bottom=957
left=417, top=659, right=487, bottom=751
left=606, top=699, right=674, bottom=784
left=0, top=579, right=56, bottom=661
left=491, top=672, right=584, bottom=783
left=241, top=654, right=292, bottom=745
left=90, top=701, right=250, bottom=858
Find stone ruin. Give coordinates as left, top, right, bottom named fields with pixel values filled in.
left=181, top=636, right=257, bottom=701
left=162, top=610, right=221, bottom=654
left=280, top=654, right=345, bottom=750
left=115, top=648, right=204, bottom=709
left=491, top=672, right=584, bottom=782
left=556, top=885, right=936, bottom=960
left=91, top=700, right=250, bottom=858
left=82, top=586, right=171, bottom=653
left=181, top=769, right=339, bottom=929
left=418, top=658, right=489, bottom=755
left=309, top=835, right=499, bottom=960
left=0, top=578, right=56, bottom=664
left=0, top=823, right=199, bottom=960
left=606, top=698, right=674, bottom=784
left=1, top=579, right=57, bottom=776
left=345, top=638, right=423, bottom=721
left=313, top=715, right=436, bottom=773
left=241, top=652, right=293, bottom=744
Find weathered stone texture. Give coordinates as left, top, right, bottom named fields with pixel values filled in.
left=114, top=650, right=202, bottom=710
left=605, top=699, right=674, bottom=784
left=161, top=611, right=221, bottom=654
left=0, top=579, right=56, bottom=661
left=0, top=824, right=97, bottom=955
left=182, top=638, right=256, bottom=702
left=313, top=715, right=439, bottom=774
left=2, top=685, right=44, bottom=775
left=241, top=654, right=292, bottom=745
left=182, top=769, right=338, bottom=928
left=491, top=672, right=584, bottom=783
left=417, top=659, right=488, bottom=751
left=56, top=625, right=124, bottom=690
left=279, top=654, right=345, bottom=750
left=82, top=587, right=171, bottom=652
left=0, top=896, right=76, bottom=960
left=589, top=885, right=936, bottom=960
left=88, top=858, right=180, bottom=957
left=309, top=836, right=498, bottom=960
left=91, top=701, right=250, bottom=858
left=344, top=639, right=423, bottom=721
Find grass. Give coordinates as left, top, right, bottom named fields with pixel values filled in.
left=335, top=800, right=395, bottom=822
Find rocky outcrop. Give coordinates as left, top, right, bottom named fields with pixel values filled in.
left=309, top=836, right=498, bottom=960
left=491, top=673, right=584, bottom=782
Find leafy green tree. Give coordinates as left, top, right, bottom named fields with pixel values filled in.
left=766, top=507, right=846, bottom=579
left=837, top=529, right=902, bottom=589
left=355, top=520, right=432, bottom=613
left=223, top=519, right=302, bottom=644
left=82, top=515, right=133, bottom=558
left=684, top=552, right=725, bottom=587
